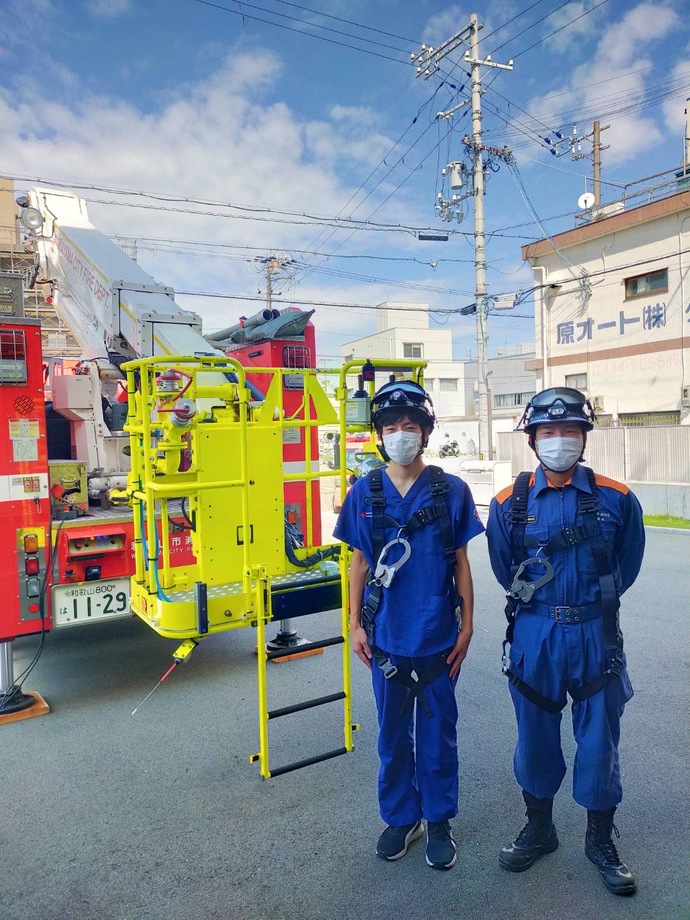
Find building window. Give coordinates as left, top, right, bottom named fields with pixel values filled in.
left=493, top=392, right=535, bottom=408
left=403, top=343, right=423, bottom=359
left=619, top=411, right=680, bottom=427
left=439, top=378, right=458, bottom=392
left=565, top=373, right=587, bottom=390
left=424, top=378, right=435, bottom=390
left=624, top=269, right=668, bottom=300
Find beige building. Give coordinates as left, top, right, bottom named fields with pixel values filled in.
left=522, top=185, right=690, bottom=426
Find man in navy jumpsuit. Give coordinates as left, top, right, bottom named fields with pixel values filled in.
left=486, top=387, right=645, bottom=896
left=334, top=379, right=484, bottom=869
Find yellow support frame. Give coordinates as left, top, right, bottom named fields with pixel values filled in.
left=121, top=353, right=426, bottom=779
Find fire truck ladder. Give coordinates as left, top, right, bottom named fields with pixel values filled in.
left=249, top=365, right=357, bottom=778
left=250, top=550, right=357, bottom=779
left=124, top=355, right=357, bottom=779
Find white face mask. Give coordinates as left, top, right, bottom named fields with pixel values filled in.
left=382, top=430, right=422, bottom=466
left=536, top=436, right=583, bottom=473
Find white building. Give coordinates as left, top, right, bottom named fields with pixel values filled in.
left=340, top=301, right=536, bottom=452
left=341, top=301, right=468, bottom=418
left=522, top=184, right=690, bottom=426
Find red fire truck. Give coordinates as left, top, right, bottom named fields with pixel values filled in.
left=0, top=188, right=331, bottom=720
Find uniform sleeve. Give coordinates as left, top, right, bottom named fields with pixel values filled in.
left=451, top=478, right=485, bottom=548
left=615, top=488, right=645, bottom=594
left=486, top=496, right=514, bottom=591
left=332, top=479, right=365, bottom=552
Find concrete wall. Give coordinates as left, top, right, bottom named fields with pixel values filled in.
left=628, top=482, right=690, bottom=518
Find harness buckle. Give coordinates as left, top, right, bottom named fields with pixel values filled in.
left=501, top=639, right=511, bottom=675
left=608, top=655, right=623, bottom=678
left=380, top=659, right=398, bottom=680
left=413, top=507, right=434, bottom=526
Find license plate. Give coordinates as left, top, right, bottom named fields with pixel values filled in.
left=52, top=578, right=131, bottom=628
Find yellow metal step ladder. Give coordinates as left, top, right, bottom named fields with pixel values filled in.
left=250, top=555, right=358, bottom=779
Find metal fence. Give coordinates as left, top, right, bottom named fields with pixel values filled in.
left=497, top=425, right=690, bottom=485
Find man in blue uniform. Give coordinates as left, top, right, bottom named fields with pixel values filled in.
left=486, top=387, right=645, bottom=896
left=334, top=379, right=484, bottom=870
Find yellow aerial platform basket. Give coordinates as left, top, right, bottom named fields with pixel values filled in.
left=122, top=353, right=426, bottom=777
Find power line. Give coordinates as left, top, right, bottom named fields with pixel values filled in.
left=8, top=173, right=462, bottom=236
left=511, top=0, right=612, bottom=59
left=488, top=0, right=578, bottom=56
left=110, top=234, right=478, bottom=265
left=271, top=0, right=418, bottom=44
left=191, top=0, right=412, bottom=63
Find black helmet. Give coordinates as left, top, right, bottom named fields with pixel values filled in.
left=370, top=379, right=436, bottom=432
left=518, top=387, right=596, bottom=432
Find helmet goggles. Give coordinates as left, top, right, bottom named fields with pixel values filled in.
left=371, top=379, right=436, bottom=431
left=518, top=386, right=596, bottom=432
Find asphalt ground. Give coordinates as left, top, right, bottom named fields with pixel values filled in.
left=1, top=525, right=689, bottom=920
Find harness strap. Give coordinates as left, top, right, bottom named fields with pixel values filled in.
left=503, top=467, right=624, bottom=711
left=368, top=467, right=387, bottom=572
left=509, top=471, right=532, bottom=565
left=363, top=464, right=457, bottom=716
left=502, top=640, right=563, bottom=713
left=427, top=465, right=456, bottom=567
left=399, top=653, right=450, bottom=718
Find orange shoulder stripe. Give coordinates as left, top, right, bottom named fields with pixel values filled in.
left=494, top=483, right=514, bottom=504
left=593, top=472, right=629, bottom=496
left=494, top=473, right=535, bottom=505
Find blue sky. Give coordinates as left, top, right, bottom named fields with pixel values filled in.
left=1, top=0, right=688, bottom=363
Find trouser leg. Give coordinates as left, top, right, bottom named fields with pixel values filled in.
left=413, top=652, right=459, bottom=823
left=571, top=676, right=631, bottom=810
left=570, top=626, right=633, bottom=809
left=509, top=683, right=567, bottom=799
left=371, top=655, right=421, bottom=826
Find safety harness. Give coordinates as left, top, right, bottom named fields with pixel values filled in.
left=502, top=467, right=623, bottom=713
left=360, top=465, right=459, bottom=716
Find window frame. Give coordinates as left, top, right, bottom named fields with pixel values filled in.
left=624, top=268, right=668, bottom=301
left=402, top=342, right=424, bottom=359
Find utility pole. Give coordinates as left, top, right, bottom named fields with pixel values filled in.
left=593, top=120, right=602, bottom=206
left=414, top=14, right=512, bottom=459
left=468, top=14, right=490, bottom=458
left=551, top=121, right=609, bottom=206
left=258, top=255, right=292, bottom=312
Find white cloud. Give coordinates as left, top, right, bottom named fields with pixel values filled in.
left=524, top=2, right=680, bottom=167
left=0, top=46, right=436, bottom=355
left=421, top=5, right=467, bottom=46
left=544, top=2, right=600, bottom=54
left=662, top=56, right=690, bottom=139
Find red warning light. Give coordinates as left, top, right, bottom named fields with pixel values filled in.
left=25, top=556, right=40, bottom=576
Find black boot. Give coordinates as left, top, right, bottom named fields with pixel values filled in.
left=585, top=808, right=636, bottom=896
left=499, top=790, right=559, bottom=872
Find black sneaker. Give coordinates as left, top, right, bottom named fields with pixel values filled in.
left=376, top=820, right=424, bottom=861
left=425, top=820, right=457, bottom=870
